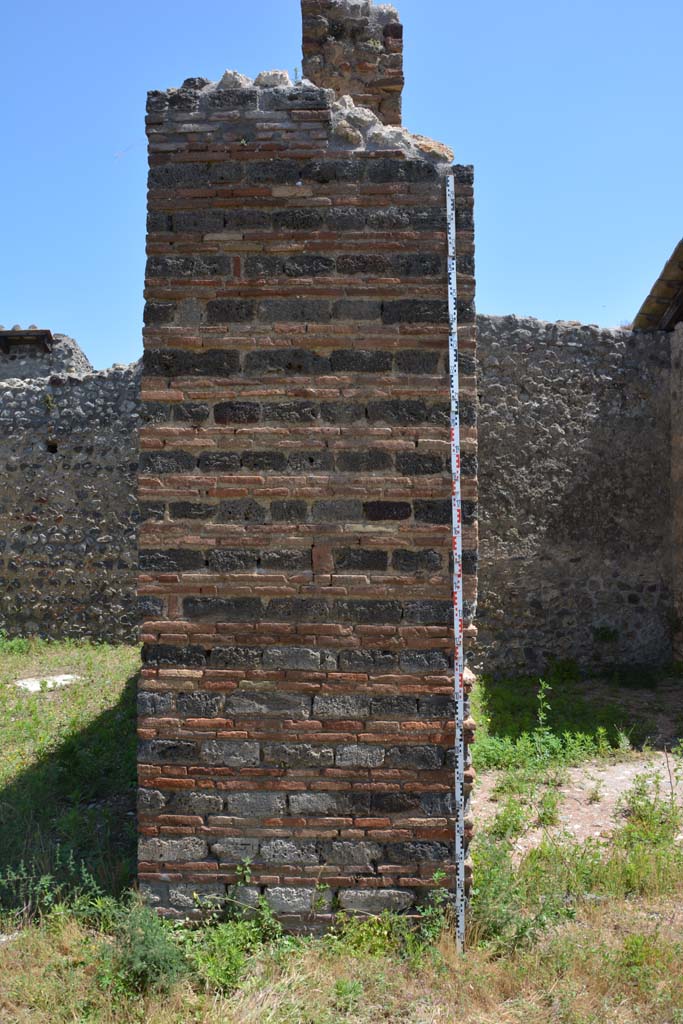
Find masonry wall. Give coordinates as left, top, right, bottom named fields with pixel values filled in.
left=670, top=321, right=683, bottom=660
left=136, top=69, right=477, bottom=925
left=2, top=312, right=673, bottom=686
left=0, top=333, right=93, bottom=381
left=476, top=315, right=672, bottom=674
left=0, top=365, right=140, bottom=640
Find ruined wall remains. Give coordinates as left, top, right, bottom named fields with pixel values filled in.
left=476, top=315, right=671, bottom=674
left=670, top=321, right=683, bottom=660
left=2, top=311, right=674, bottom=687
left=136, top=20, right=477, bottom=922
left=302, top=0, right=404, bottom=126
left=0, top=332, right=93, bottom=382
left=0, top=355, right=140, bottom=640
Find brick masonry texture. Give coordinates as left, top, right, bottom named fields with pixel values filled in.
left=136, top=11, right=477, bottom=925
left=476, top=315, right=672, bottom=674
left=0, top=348, right=140, bottom=640
left=7, top=0, right=677, bottom=931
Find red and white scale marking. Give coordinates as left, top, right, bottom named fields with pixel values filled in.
left=445, top=174, right=466, bottom=950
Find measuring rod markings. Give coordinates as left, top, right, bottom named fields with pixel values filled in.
left=445, top=174, right=466, bottom=951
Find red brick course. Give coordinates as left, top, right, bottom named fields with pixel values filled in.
left=138, top=5, right=476, bottom=928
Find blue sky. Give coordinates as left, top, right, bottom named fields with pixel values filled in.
left=2, top=0, right=681, bottom=368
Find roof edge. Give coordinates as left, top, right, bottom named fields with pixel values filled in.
left=634, top=239, right=683, bottom=331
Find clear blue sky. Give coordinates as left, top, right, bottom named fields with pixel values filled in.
left=2, top=0, right=681, bottom=368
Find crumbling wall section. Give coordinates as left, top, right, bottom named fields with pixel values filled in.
left=476, top=315, right=671, bottom=674
left=302, top=0, right=404, bottom=126
left=137, top=68, right=476, bottom=925
left=0, top=333, right=93, bottom=381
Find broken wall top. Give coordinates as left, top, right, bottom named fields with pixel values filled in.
left=146, top=72, right=450, bottom=165
left=301, top=0, right=404, bottom=126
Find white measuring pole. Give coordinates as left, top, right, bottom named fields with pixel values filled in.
left=445, top=174, right=466, bottom=951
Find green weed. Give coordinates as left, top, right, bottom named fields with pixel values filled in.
left=490, top=797, right=531, bottom=839
left=0, top=846, right=107, bottom=926
left=615, top=770, right=682, bottom=848
left=536, top=788, right=560, bottom=827
left=471, top=679, right=683, bottom=952
left=98, top=898, right=187, bottom=995
left=175, top=897, right=282, bottom=994
left=324, top=882, right=452, bottom=967
left=185, top=918, right=266, bottom=993
left=235, top=857, right=252, bottom=885
left=333, top=978, right=363, bottom=1013
left=0, top=631, right=30, bottom=655
left=472, top=664, right=624, bottom=772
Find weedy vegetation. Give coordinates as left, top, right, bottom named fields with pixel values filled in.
left=0, top=640, right=682, bottom=1023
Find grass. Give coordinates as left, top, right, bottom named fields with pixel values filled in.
left=470, top=659, right=682, bottom=851
left=0, top=636, right=139, bottom=898
left=0, top=640, right=682, bottom=1022
left=470, top=660, right=657, bottom=772
left=2, top=886, right=683, bottom=1022
left=469, top=672, right=683, bottom=952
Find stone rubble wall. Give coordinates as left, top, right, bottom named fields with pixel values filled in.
left=0, top=364, right=140, bottom=640
left=670, top=321, right=683, bottom=660
left=0, top=334, right=94, bottom=382
left=476, top=315, right=672, bottom=675
left=136, top=62, right=477, bottom=927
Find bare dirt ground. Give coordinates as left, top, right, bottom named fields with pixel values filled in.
left=475, top=751, right=683, bottom=856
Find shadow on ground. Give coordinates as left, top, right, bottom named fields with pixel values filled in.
left=0, top=674, right=137, bottom=901
left=479, top=663, right=683, bottom=750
